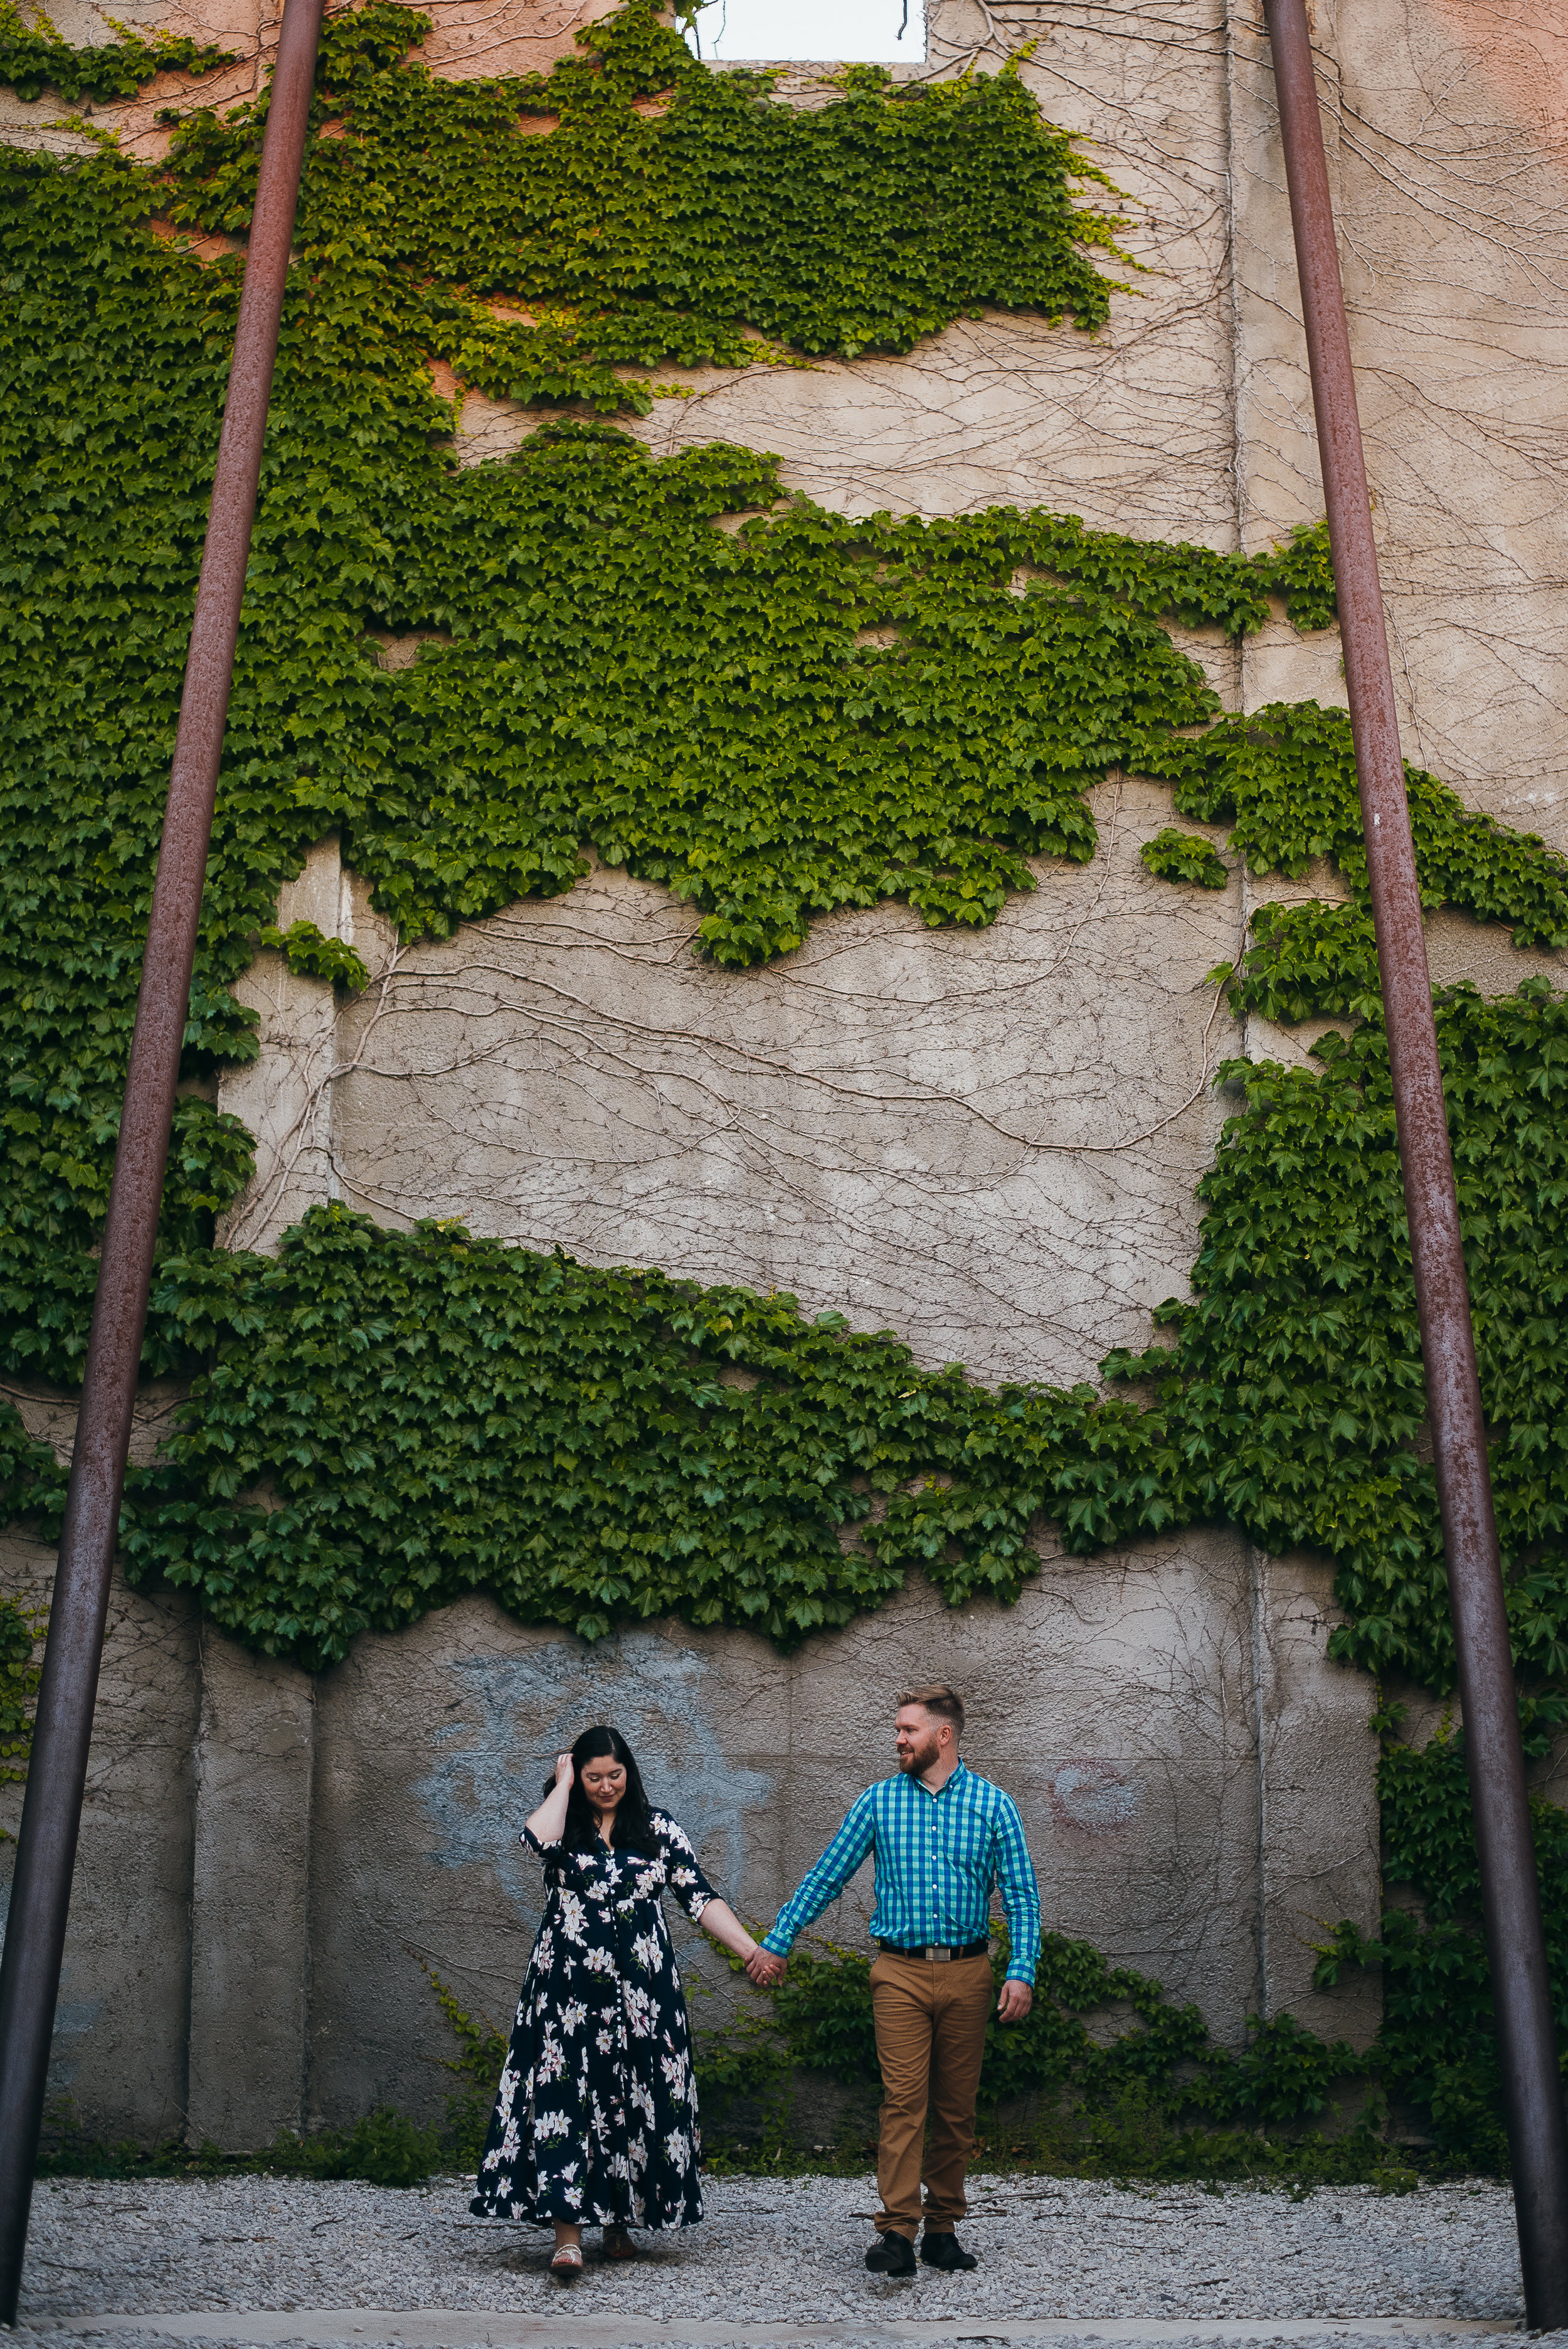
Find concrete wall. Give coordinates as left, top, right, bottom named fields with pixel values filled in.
left=4, top=0, right=1567, bottom=2143
left=0, top=1534, right=199, bottom=2149
left=0, top=1528, right=1379, bottom=2148
left=203, top=0, right=1568, bottom=1378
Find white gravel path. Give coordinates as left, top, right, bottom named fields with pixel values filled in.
left=12, top=2170, right=1535, bottom=2349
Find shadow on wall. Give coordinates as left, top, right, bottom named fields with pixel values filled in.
left=415, top=1631, right=776, bottom=1926
left=0, top=1855, right=103, bottom=2099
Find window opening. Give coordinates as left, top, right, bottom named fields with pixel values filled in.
left=684, top=0, right=926, bottom=63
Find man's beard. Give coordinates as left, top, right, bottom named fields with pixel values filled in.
left=899, top=1734, right=941, bottom=1777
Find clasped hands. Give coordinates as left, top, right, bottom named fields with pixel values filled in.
left=745, top=1944, right=787, bottom=1988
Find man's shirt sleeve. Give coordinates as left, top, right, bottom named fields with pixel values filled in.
left=761, top=1790, right=877, bottom=1956
left=995, top=1794, right=1042, bottom=1984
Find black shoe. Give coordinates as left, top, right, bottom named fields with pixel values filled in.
left=921, top=2230, right=978, bottom=2271
left=865, top=2232, right=917, bottom=2275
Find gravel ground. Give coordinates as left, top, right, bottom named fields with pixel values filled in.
left=13, top=2170, right=1529, bottom=2347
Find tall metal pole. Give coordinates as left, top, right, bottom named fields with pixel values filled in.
left=1259, top=0, right=1568, bottom=2321
left=0, top=0, right=325, bottom=2319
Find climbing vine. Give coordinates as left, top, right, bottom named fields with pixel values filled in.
left=1140, top=826, right=1228, bottom=889
left=257, top=920, right=369, bottom=993
left=1103, top=978, right=1568, bottom=1694
left=692, top=1924, right=1399, bottom=2178
left=0, top=0, right=231, bottom=104
left=3, top=970, right=1565, bottom=1696
left=1, top=61, right=1330, bottom=1388
left=1147, top=700, right=1568, bottom=1019
left=156, top=0, right=1132, bottom=414
left=0, top=1595, right=41, bottom=1829
left=1313, top=1708, right=1568, bottom=2170
left=3, top=0, right=1568, bottom=2173
left=4, top=1204, right=1141, bottom=1658
left=1, top=0, right=1565, bottom=1703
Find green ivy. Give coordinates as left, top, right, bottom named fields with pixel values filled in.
left=93, top=1204, right=1143, bottom=1660
left=1314, top=1706, right=1568, bottom=2170
left=0, top=90, right=1336, bottom=1386
left=0, top=1595, right=41, bottom=1824
left=257, top=921, right=368, bottom=993
left=0, top=1409, right=55, bottom=1524
left=3, top=963, right=1560, bottom=1694
left=1147, top=702, right=1568, bottom=1020
left=152, top=0, right=1132, bottom=416
left=1106, top=980, right=1568, bottom=1694
left=1241, top=520, right=1337, bottom=634
left=695, top=1922, right=1392, bottom=2177
left=0, top=0, right=232, bottom=105
left=422, top=1963, right=509, bottom=2168
left=1140, top=825, right=1227, bottom=890
left=5, top=0, right=1568, bottom=2179
left=0, top=103, right=1564, bottom=1677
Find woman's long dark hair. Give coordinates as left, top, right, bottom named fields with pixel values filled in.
left=544, top=1726, right=658, bottom=1855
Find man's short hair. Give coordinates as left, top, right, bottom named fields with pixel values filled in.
left=898, top=1683, right=965, bottom=1739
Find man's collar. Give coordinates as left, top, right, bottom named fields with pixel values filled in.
left=918, top=1756, right=967, bottom=1796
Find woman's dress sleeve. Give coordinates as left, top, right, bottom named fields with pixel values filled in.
left=521, top=1823, right=566, bottom=1881
left=656, top=1815, right=719, bottom=1922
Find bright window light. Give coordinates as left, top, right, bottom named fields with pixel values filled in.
left=685, top=0, right=926, bottom=63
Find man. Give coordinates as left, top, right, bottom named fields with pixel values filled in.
left=746, top=1684, right=1039, bottom=2277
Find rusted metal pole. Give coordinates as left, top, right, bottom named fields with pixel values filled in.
left=0, top=0, right=325, bottom=2320
left=1260, top=0, right=1568, bottom=2321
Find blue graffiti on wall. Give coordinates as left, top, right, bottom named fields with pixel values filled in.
left=415, top=1632, right=775, bottom=1930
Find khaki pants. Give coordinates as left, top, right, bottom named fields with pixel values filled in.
left=869, top=1949, right=993, bottom=2239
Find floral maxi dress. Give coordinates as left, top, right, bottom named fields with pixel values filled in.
left=470, top=1812, right=718, bottom=2230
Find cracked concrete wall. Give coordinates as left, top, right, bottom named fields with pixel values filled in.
left=301, top=1532, right=1380, bottom=2134
left=207, top=0, right=1567, bottom=1365
left=221, top=785, right=1245, bottom=1389
left=0, top=1530, right=1379, bottom=2145
left=0, top=1535, right=199, bottom=2148
left=5, top=0, right=1567, bottom=2141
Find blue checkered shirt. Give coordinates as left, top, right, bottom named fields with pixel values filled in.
left=761, top=1761, right=1041, bottom=1983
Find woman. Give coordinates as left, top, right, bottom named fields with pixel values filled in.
left=470, top=1724, right=766, bottom=2277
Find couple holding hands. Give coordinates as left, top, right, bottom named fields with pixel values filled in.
left=470, top=1683, right=1041, bottom=2279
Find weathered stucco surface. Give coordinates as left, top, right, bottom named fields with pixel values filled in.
left=0, top=1532, right=1378, bottom=2146
left=220, top=783, right=1246, bottom=1388
left=209, top=0, right=1567, bottom=1354
left=4, top=0, right=1567, bottom=2143
left=0, top=1535, right=199, bottom=2148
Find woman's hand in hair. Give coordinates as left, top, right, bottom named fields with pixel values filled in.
left=527, top=1751, right=577, bottom=1847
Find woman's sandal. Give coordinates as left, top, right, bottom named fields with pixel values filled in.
left=602, top=2227, right=638, bottom=2261
left=549, top=2242, right=585, bottom=2277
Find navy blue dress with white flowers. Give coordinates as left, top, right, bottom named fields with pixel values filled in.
left=470, top=1812, right=717, bottom=2230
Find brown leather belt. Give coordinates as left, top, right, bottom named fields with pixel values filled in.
left=877, top=1938, right=989, bottom=1962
